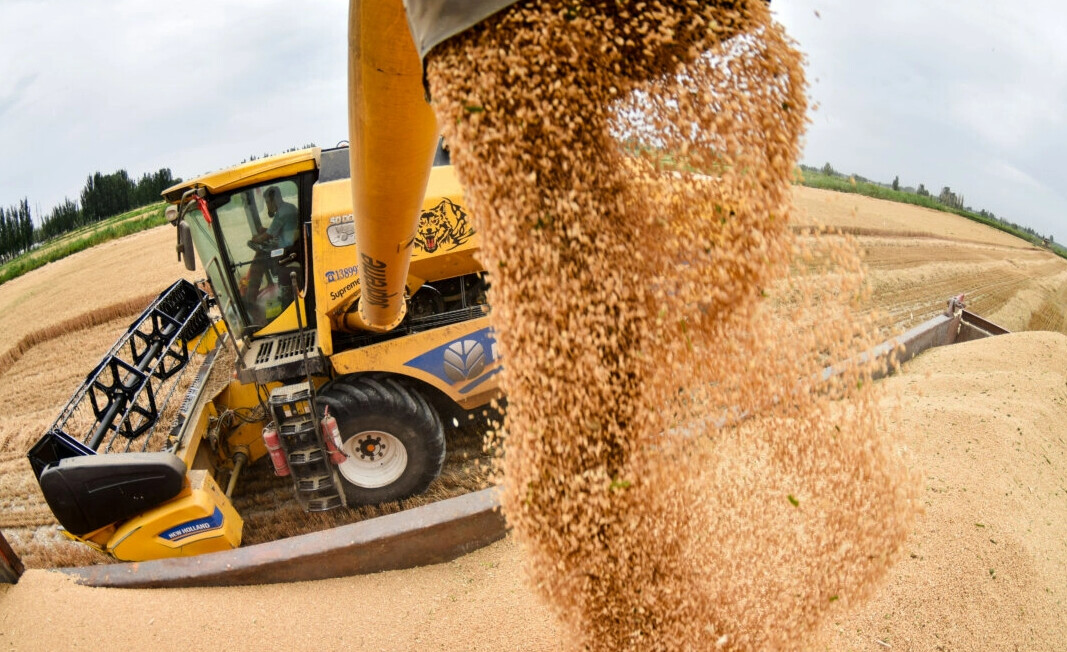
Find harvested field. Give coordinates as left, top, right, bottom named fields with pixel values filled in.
left=0, top=225, right=196, bottom=355
left=792, top=187, right=1034, bottom=248
left=827, top=331, right=1067, bottom=650
left=0, top=317, right=134, bottom=569
left=792, top=187, right=1067, bottom=336
left=2, top=330, right=1063, bottom=651
left=0, top=192, right=1064, bottom=546
left=0, top=180, right=1065, bottom=648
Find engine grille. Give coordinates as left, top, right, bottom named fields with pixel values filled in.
left=240, top=330, right=325, bottom=384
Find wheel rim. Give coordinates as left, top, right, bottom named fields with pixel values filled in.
left=338, top=430, right=408, bottom=489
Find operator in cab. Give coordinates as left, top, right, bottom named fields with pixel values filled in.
left=244, top=185, right=300, bottom=320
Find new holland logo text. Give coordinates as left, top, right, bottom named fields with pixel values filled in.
left=158, top=507, right=224, bottom=542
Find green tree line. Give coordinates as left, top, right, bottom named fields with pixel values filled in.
left=800, top=163, right=1063, bottom=257
left=5, top=167, right=180, bottom=254
left=39, top=168, right=178, bottom=239
left=0, top=199, right=34, bottom=264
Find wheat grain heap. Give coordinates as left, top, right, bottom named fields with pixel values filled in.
left=427, top=2, right=919, bottom=649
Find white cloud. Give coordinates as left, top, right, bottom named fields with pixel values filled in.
left=2, top=1, right=1066, bottom=244
left=775, top=0, right=1067, bottom=243
left=985, top=159, right=1043, bottom=191
left=949, top=82, right=1060, bottom=151
left=0, top=0, right=348, bottom=214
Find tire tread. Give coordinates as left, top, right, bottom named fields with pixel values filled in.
left=317, top=374, right=444, bottom=504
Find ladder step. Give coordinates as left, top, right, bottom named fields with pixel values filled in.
left=296, top=475, right=334, bottom=492
left=268, top=381, right=345, bottom=512
left=305, top=496, right=344, bottom=512
left=288, top=447, right=325, bottom=465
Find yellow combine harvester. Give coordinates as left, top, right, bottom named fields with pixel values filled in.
left=28, top=0, right=519, bottom=562
left=27, top=145, right=498, bottom=561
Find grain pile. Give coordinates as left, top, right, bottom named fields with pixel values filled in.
left=427, top=1, right=918, bottom=649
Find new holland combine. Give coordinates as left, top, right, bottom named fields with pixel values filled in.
left=28, top=143, right=499, bottom=561
left=28, top=0, right=519, bottom=562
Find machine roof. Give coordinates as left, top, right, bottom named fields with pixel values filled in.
left=162, top=148, right=320, bottom=202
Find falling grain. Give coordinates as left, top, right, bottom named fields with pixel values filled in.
left=426, top=2, right=919, bottom=649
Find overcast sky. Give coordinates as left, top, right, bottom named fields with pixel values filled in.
left=1, top=1, right=1064, bottom=243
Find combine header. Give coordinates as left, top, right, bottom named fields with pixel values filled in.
left=26, top=279, right=238, bottom=559
left=29, top=280, right=212, bottom=469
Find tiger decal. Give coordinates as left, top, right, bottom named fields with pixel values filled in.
left=415, top=198, right=475, bottom=254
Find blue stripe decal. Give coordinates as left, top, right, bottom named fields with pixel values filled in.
left=404, top=327, right=498, bottom=386
left=158, top=507, right=224, bottom=542
left=460, top=366, right=502, bottom=394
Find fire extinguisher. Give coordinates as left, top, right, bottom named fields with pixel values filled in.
left=321, top=406, right=348, bottom=465
left=262, top=423, right=290, bottom=477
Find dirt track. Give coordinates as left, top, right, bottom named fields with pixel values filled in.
left=1, top=186, right=1066, bottom=649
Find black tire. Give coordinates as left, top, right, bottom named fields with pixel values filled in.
left=316, top=375, right=445, bottom=505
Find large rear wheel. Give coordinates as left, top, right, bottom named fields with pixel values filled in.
left=316, top=375, right=445, bottom=505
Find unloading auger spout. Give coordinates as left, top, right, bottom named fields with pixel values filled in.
left=343, top=0, right=519, bottom=331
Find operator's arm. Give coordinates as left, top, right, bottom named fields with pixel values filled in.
left=250, top=204, right=297, bottom=247
left=271, top=204, right=299, bottom=248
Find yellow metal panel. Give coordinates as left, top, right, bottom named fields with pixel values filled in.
left=67, top=524, right=114, bottom=552
left=253, top=296, right=308, bottom=337
left=312, top=167, right=482, bottom=338
left=312, top=179, right=362, bottom=331
left=106, top=472, right=242, bottom=561
left=329, top=315, right=501, bottom=410
left=208, top=379, right=273, bottom=462
left=175, top=377, right=270, bottom=468
left=163, top=149, right=319, bottom=201
left=408, top=166, right=483, bottom=281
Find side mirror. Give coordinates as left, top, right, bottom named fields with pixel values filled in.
left=177, top=221, right=196, bottom=271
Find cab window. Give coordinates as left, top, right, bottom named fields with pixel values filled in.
left=214, top=179, right=302, bottom=331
